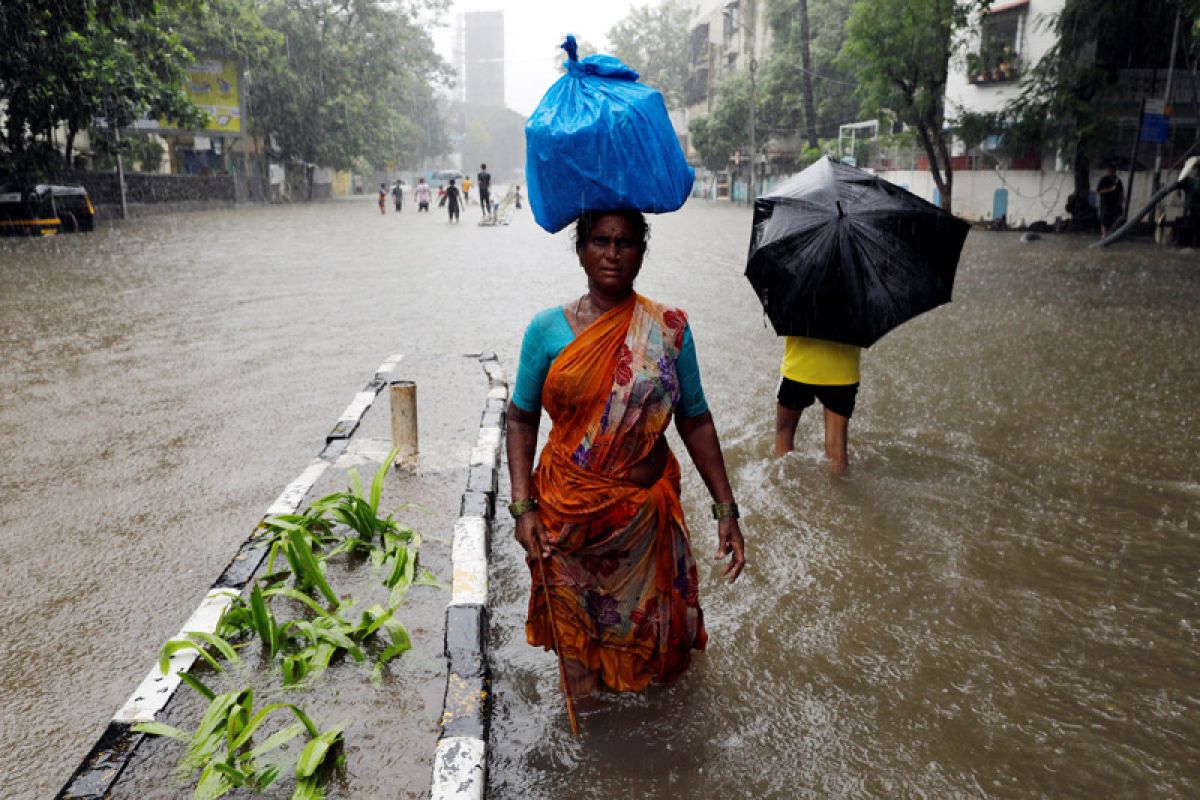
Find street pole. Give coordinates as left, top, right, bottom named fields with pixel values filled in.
left=115, top=125, right=128, bottom=221
left=1124, top=96, right=1143, bottom=221
left=1152, top=7, right=1182, bottom=196
left=749, top=57, right=756, bottom=204
left=747, top=0, right=757, bottom=204
left=725, top=2, right=759, bottom=204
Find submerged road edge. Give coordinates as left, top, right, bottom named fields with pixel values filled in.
left=55, top=353, right=406, bottom=800
left=430, top=354, right=506, bottom=800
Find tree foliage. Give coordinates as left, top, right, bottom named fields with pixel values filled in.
left=688, top=72, right=751, bottom=170
left=839, top=0, right=975, bottom=210
left=0, top=0, right=451, bottom=184
left=607, top=0, right=696, bottom=109
left=758, top=0, right=855, bottom=146
left=0, top=0, right=206, bottom=180
left=246, top=0, right=450, bottom=174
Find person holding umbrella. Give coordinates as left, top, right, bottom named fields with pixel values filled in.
left=747, top=157, right=969, bottom=470
left=774, top=337, right=860, bottom=471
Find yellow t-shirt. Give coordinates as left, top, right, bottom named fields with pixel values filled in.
left=780, top=336, right=861, bottom=385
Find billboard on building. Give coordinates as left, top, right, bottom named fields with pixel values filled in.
left=131, top=57, right=243, bottom=135
left=175, top=58, right=242, bottom=133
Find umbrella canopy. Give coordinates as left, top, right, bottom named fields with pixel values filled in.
left=745, top=156, right=969, bottom=348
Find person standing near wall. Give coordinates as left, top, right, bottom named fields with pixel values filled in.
left=1097, top=165, right=1124, bottom=238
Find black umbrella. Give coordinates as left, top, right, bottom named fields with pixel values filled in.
left=745, top=156, right=969, bottom=348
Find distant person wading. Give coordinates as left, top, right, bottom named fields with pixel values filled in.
left=477, top=163, right=492, bottom=216
left=443, top=179, right=461, bottom=223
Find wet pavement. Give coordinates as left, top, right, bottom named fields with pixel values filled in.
left=2, top=195, right=1199, bottom=798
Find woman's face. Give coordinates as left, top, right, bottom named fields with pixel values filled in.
left=579, top=214, right=644, bottom=297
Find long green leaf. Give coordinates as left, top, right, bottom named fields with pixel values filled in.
left=295, top=724, right=345, bottom=778
left=159, top=639, right=223, bottom=675
left=316, top=628, right=364, bottom=663
left=348, top=466, right=364, bottom=501
left=179, top=672, right=216, bottom=700
left=194, top=763, right=235, bottom=800
left=249, top=585, right=276, bottom=658
left=369, top=450, right=398, bottom=513
left=231, top=703, right=299, bottom=750
left=287, top=529, right=340, bottom=606
left=132, top=721, right=190, bottom=742
left=264, top=586, right=336, bottom=618
left=246, top=722, right=306, bottom=760
left=252, top=763, right=282, bottom=791
left=292, top=776, right=324, bottom=800
left=187, top=632, right=242, bottom=667
left=378, top=618, right=412, bottom=663
left=184, top=691, right=242, bottom=769
left=284, top=704, right=320, bottom=738
left=282, top=654, right=310, bottom=687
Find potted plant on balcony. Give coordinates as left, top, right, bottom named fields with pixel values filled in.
left=996, top=46, right=1013, bottom=81
left=966, top=52, right=986, bottom=83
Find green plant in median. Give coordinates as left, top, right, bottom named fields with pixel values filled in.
left=142, top=450, right=439, bottom=797
left=212, top=585, right=413, bottom=688
left=310, top=451, right=405, bottom=545
left=134, top=687, right=344, bottom=800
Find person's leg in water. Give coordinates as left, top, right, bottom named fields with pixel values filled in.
left=774, top=376, right=814, bottom=457
left=562, top=655, right=603, bottom=712
left=823, top=407, right=850, bottom=474
left=774, top=403, right=802, bottom=457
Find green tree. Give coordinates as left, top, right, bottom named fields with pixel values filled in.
left=607, top=0, right=696, bottom=108
left=0, top=0, right=205, bottom=180
left=246, top=0, right=450, bottom=195
left=839, top=0, right=975, bottom=211
left=759, top=0, right=855, bottom=149
left=688, top=72, right=751, bottom=169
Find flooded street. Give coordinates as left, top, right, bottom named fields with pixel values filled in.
left=2, top=198, right=1198, bottom=797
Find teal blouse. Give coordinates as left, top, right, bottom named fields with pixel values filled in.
left=512, top=305, right=709, bottom=418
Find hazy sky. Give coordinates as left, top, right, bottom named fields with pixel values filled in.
left=431, top=0, right=639, bottom=117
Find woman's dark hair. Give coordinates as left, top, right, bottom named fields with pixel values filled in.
left=573, top=209, right=650, bottom=253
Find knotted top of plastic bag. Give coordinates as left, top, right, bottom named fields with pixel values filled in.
left=524, top=35, right=694, bottom=234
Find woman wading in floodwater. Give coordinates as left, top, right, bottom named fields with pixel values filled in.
left=506, top=209, right=745, bottom=699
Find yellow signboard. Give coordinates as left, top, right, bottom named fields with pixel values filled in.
left=171, top=58, right=242, bottom=134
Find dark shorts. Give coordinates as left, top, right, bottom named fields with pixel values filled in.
left=777, top=376, right=859, bottom=419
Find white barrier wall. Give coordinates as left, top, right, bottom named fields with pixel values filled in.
left=874, top=167, right=1184, bottom=227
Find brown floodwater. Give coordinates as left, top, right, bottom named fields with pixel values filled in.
left=1, top=198, right=1197, bottom=798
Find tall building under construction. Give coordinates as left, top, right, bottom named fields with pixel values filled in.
left=453, top=11, right=505, bottom=108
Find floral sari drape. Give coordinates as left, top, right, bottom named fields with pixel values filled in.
left=527, top=293, right=707, bottom=691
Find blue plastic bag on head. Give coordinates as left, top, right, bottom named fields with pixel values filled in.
left=524, top=36, right=695, bottom=234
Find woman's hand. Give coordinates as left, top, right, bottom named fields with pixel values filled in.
left=716, top=517, right=746, bottom=583
left=515, top=509, right=550, bottom=560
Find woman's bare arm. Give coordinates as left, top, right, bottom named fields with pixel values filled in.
left=675, top=411, right=746, bottom=583
left=506, top=402, right=549, bottom=558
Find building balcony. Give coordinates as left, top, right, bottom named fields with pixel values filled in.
left=967, top=62, right=1022, bottom=85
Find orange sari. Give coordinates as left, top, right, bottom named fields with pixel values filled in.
left=527, top=293, right=707, bottom=691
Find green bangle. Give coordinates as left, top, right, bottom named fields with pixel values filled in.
left=711, top=502, right=739, bottom=520
left=508, top=497, right=538, bottom=519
